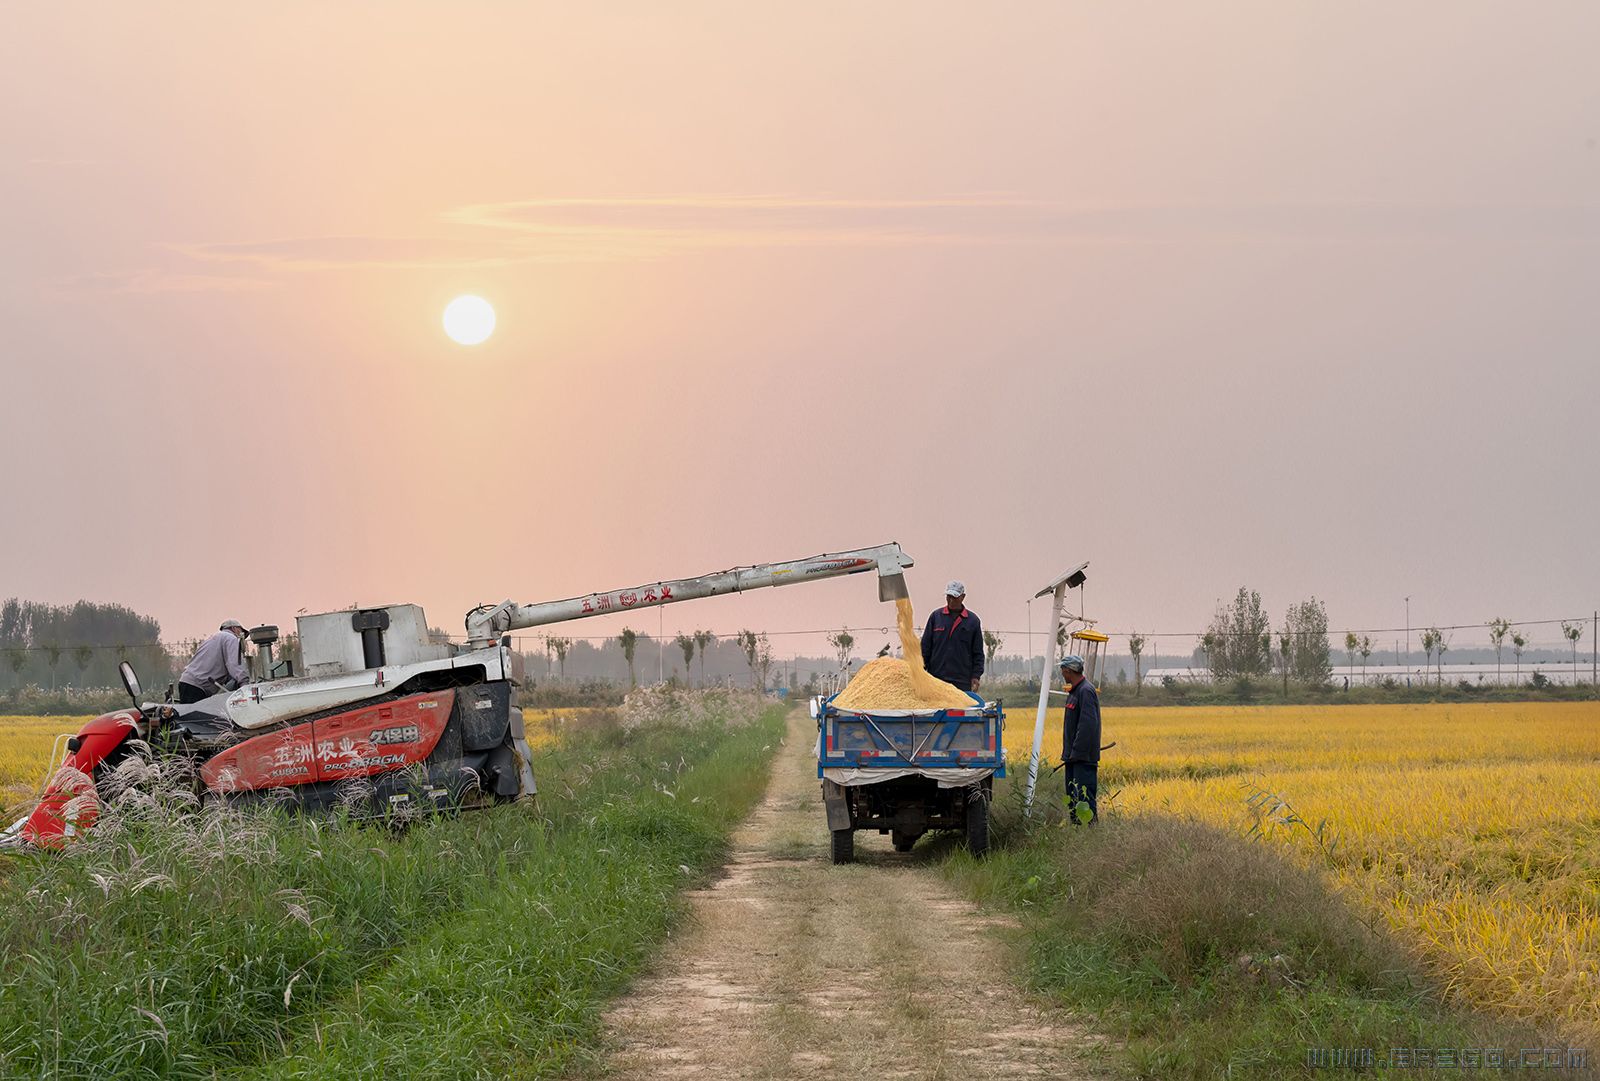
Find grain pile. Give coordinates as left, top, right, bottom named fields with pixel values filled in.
left=832, top=657, right=972, bottom=710
left=830, top=596, right=973, bottom=710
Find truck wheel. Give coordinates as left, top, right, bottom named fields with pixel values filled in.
left=965, top=787, right=989, bottom=858
left=891, top=830, right=916, bottom=853
left=830, top=828, right=855, bottom=864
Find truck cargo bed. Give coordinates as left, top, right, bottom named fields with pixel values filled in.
left=816, top=698, right=1005, bottom=775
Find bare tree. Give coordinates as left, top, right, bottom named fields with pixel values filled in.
left=1562, top=621, right=1585, bottom=683
left=616, top=628, right=639, bottom=687
left=1204, top=588, right=1273, bottom=679
left=1359, top=635, right=1373, bottom=684
left=1420, top=623, right=1446, bottom=684
left=549, top=636, right=572, bottom=681
left=1285, top=598, right=1332, bottom=686
left=43, top=643, right=62, bottom=691
left=983, top=630, right=1003, bottom=676
left=674, top=633, right=696, bottom=684
left=693, top=630, right=715, bottom=686
left=736, top=629, right=761, bottom=689
left=1344, top=631, right=1358, bottom=680
left=755, top=633, right=774, bottom=692
left=1488, top=618, right=1510, bottom=686
left=1511, top=630, right=1526, bottom=684
left=826, top=627, right=855, bottom=674
left=73, top=645, right=94, bottom=688
left=1127, top=632, right=1146, bottom=697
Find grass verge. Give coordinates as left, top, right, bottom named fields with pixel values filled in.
left=0, top=696, right=785, bottom=1080
left=941, top=783, right=1588, bottom=1079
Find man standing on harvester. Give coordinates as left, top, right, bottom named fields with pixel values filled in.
left=921, top=580, right=984, bottom=691
left=176, top=620, right=251, bottom=703
left=1059, top=654, right=1101, bottom=823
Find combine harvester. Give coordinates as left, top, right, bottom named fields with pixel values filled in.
left=3, top=544, right=914, bottom=851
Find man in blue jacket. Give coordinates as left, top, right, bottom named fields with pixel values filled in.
left=921, top=580, right=984, bottom=691
left=1060, top=654, right=1101, bottom=824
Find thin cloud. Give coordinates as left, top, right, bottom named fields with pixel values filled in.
left=54, top=269, right=277, bottom=295
left=113, top=197, right=1600, bottom=283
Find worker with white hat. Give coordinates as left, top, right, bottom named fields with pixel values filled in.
left=1058, top=654, right=1101, bottom=824
left=176, top=620, right=251, bottom=703
left=920, top=579, right=985, bottom=691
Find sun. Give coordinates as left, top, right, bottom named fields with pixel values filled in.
left=442, top=295, right=495, bottom=346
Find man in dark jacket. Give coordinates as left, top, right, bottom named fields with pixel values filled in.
left=1060, top=654, right=1101, bottom=823
left=920, top=580, right=984, bottom=690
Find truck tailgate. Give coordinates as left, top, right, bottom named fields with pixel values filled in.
left=819, top=706, right=1004, bottom=773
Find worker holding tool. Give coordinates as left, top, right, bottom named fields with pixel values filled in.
left=176, top=620, right=251, bottom=703
left=921, top=580, right=985, bottom=690
left=1059, top=654, right=1101, bottom=824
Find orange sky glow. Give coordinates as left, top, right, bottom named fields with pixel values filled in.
left=2, top=3, right=1596, bottom=656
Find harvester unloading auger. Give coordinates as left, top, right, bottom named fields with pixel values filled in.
left=2, top=543, right=913, bottom=850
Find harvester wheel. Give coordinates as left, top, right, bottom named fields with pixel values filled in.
left=830, top=827, right=855, bottom=864
left=965, top=787, right=989, bottom=858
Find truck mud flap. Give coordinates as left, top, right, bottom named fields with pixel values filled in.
left=821, top=779, right=851, bottom=831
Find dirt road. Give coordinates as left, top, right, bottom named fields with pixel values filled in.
left=601, top=708, right=1099, bottom=1080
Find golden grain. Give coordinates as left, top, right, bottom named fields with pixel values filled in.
left=1016, top=701, right=1600, bottom=1045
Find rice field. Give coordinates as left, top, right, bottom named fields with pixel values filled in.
left=1009, top=701, right=1600, bottom=1045
left=0, top=715, right=84, bottom=817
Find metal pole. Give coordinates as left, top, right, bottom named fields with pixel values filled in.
left=1023, top=582, right=1067, bottom=817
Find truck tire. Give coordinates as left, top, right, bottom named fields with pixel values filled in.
left=831, top=827, right=855, bottom=864
left=965, top=787, right=989, bottom=858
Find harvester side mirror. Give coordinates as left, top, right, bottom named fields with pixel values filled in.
left=118, top=661, right=142, bottom=704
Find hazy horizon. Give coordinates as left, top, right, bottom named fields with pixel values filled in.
left=3, top=3, right=1596, bottom=659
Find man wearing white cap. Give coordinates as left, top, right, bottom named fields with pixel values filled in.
left=177, top=620, right=251, bottom=703
left=920, top=580, right=985, bottom=691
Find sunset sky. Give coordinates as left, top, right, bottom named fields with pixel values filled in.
left=3, top=3, right=1596, bottom=658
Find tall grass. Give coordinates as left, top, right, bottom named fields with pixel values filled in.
left=943, top=759, right=1587, bottom=1079
left=0, top=696, right=785, bottom=1079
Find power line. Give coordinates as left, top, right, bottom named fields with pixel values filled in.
left=0, top=615, right=1590, bottom=652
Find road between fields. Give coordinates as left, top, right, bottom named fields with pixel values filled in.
left=600, top=707, right=1102, bottom=1080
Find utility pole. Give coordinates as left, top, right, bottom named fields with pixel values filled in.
left=1026, top=598, right=1032, bottom=680
left=1023, top=562, right=1088, bottom=818
left=1405, top=597, right=1411, bottom=675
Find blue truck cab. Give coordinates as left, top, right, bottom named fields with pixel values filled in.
left=814, top=692, right=1004, bottom=863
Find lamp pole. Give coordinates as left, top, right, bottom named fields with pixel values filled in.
left=1023, top=562, right=1089, bottom=818
left=1404, top=597, right=1410, bottom=672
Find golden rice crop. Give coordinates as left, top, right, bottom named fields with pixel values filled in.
left=1009, top=701, right=1600, bottom=1045
left=0, top=715, right=87, bottom=816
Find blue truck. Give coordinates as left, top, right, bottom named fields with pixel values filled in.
left=813, top=693, right=1005, bottom=863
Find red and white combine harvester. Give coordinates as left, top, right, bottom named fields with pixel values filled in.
left=2, top=544, right=913, bottom=850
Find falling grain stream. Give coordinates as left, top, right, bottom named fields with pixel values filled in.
left=598, top=706, right=1101, bottom=1080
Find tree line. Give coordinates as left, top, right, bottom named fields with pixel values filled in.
left=0, top=598, right=169, bottom=691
